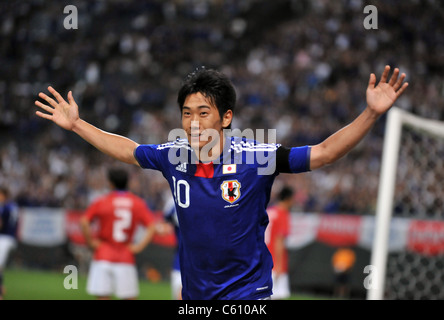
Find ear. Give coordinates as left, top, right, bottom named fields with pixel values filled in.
left=222, top=110, right=233, bottom=128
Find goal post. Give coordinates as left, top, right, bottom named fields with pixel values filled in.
left=367, top=107, right=444, bottom=300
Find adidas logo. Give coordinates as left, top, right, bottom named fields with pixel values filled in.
left=175, top=163, right=187, bottom=173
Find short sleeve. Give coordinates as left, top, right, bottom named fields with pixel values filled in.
left=134, top=144, right=163, bottom=171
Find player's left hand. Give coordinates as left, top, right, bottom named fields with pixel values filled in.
left=366, top=65, right=409, bottom=116
left=35, top=86, right=80, bottom=131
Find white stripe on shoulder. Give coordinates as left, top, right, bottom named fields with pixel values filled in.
left=230, top=140, right=281, bottom=153
left=157, top=139, right=192, bottom=151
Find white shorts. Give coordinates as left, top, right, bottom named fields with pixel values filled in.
left=171, top=269, right=182, bottom=300
left=272, top=272, right=291, bottom=300
left=0, top=235, right=17, bottom=269
left=86, top=260, right=139, bottom=299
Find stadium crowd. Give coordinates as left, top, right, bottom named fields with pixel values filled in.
left=0, top=0, right=443, bottom=215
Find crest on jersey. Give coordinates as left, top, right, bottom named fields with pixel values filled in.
left=220, top=180, right=241, bottom=204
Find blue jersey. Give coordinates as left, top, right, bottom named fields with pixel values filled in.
left=0, top=201, right=19, bottom=238
left=135, top=136, right=310, bottom=300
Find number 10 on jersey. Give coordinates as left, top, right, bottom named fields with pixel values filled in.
left=172, top=176, right=190, bottom=208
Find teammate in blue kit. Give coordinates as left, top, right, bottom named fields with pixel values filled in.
left=162, top=197, right=182, bottom=300
left=35, top=66, right=408, bottom=299
left=0, top=187, right=19, bottom=300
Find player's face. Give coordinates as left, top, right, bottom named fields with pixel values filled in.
left=182, top=92, right=232, bottom=151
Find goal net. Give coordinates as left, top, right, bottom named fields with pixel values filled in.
left=368, top=107, right=444, bottom=300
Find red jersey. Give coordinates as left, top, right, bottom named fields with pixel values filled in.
left=84, top=191, right=154, bottom=264
left=265, top=205, right=290, bottom=273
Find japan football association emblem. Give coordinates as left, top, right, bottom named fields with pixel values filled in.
left=220, top=180, right=241, bottom=204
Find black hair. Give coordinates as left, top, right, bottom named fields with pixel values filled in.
left=107, top=167, right=128, bottom=190
left=278, top=186, right=294, bottom=202
left=177, top=67, right=236, bottom=129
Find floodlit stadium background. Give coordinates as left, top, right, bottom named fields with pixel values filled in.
left=1, top=0, right=443, bottom=299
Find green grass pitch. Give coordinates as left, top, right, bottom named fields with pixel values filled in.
left=3, top=268, right=172, bottom=300
left=2, top=268, right=329, bottom=300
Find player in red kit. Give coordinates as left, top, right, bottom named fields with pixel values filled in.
left=80, top=167, right=156, bottom=300
left=265, top=186, right=294, bottom=299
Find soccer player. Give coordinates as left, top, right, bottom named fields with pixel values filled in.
left=80, top=167, right=156, bottom=300
left=265, top=185, right=294, bottom=300
left=0, top=187, right=19, bottom=300
left=35, top=65, right=408, bottom=299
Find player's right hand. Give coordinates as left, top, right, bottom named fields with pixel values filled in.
left=35, top=86, right=80, bottom=131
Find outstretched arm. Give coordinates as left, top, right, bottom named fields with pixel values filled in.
left=310, top=65, right=409, bottom=170
left=35, top=87, right=140, bottom=165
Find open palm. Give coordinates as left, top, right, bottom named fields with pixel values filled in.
left=366, top=65, right=409, bottom=115
left=35, top=86, right=80, bottom=131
